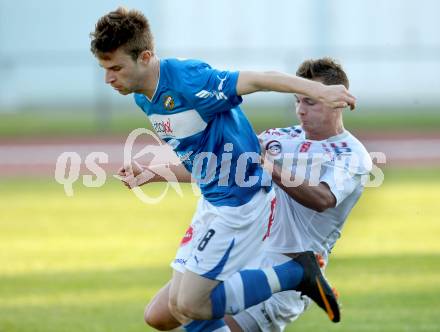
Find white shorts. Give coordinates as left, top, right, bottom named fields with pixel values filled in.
left=170, top=189, right=276, bottom=281
left=234, top=252, right=312, bottom=332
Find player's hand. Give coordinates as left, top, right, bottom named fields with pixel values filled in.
left=115, top=161, right=156, bottom=189
left=116, top=166, right=136, bottom=189
left=117, top=166, right=129, bottom=177
left=118, top=160, right=143, bottom=176
left=115, top=166, right=131, bottom=189
left=318, top=84, right=356, bottom=111
left=116, top=161, right=143, bottom=189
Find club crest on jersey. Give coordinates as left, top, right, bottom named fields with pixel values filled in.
left=266, top=140, right=282, bottom=156
left=163, top=95, right=175, bottom=110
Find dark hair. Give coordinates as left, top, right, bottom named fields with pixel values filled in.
left=296, top=57, right=349, bottom=88
left=90, top=7, right=154, bottom=60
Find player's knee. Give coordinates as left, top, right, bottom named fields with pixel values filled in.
left=175, top=303, right=200, bottom=320
left=144, top=304, right=174, bottom=331
left=175, top=296, right=207, bottom=320
left=167, top=293, right=178, bottom=316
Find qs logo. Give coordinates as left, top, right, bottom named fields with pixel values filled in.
left=122, top=128, right=185, bottom=204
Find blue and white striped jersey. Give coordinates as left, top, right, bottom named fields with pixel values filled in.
left=134, top=58, right=266, bottom=207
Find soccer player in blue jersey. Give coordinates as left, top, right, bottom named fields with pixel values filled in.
left=91, top=7, right=355, bottom=331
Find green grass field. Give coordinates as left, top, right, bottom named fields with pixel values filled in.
left=1, top=169, right=439, bottom=332
left=1, top=106, right=440, bottom=137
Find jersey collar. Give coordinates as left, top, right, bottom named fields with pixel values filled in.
left=144, top=59, right=162, bottom=103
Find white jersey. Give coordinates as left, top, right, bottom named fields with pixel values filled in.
left=259, top=125, right=372, bottom=262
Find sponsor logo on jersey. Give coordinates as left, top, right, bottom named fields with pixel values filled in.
left=321, top=143, right=335, bottom=161
left=330, top=142, right=352, bottom=154
left=300, top=141, right=312, bottom=153
left=152, top=118, right=173, bottom=135
left=173, top=258, right=187, bottom=265
left=180, top=226, right=193, bottom=246
left=163, top=95, right=175, bottom=110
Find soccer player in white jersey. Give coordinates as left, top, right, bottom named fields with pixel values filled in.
left=137, top=57, right=372, bottom=332
left=223, top=57, right=373, bottom=331
left=91, top=8, right=356, bottom=331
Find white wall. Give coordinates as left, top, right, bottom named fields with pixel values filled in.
left=0, top=0, right=439, bottom=109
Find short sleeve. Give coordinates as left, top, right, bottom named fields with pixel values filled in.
left=320, top=158, right=363, bottom=207
left=320, top=154, right=369, bottom=206
left=168, top=59, right=243, bottom=117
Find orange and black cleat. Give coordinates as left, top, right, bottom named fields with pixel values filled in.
left=287, top=251, right=341, bottom=323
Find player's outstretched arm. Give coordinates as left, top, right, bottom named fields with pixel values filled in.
left=263, top=158, right=336, bottom=212
left=117, top=161, right=193, bottom=189
left=147, top=163, right=193, bottom=184
left=236, top=71, right=356, bottom=110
